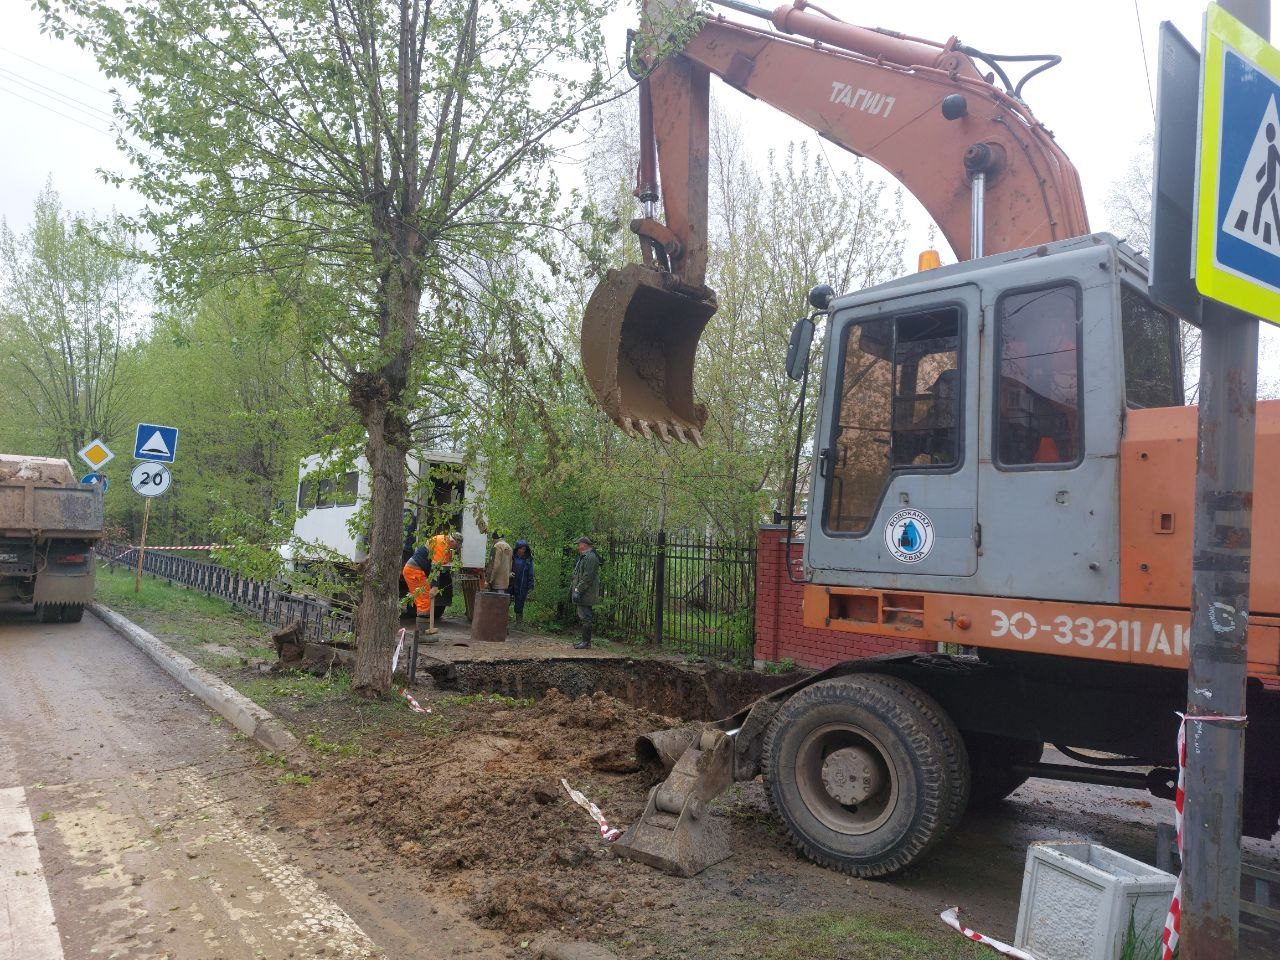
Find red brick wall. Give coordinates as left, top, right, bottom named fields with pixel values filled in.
left=754, top=525, right=934, bottom=669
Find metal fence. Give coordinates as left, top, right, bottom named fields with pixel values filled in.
left=575, top=530, right=757, bottom=663
left=96, top=542, right=355, bottom=646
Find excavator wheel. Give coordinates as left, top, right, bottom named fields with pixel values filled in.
left=581, top=263, right=716, bottom=444
left=762, top=674, right=970, bottom=878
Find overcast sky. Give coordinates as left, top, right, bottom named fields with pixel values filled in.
left=0, top=0, right=1216, bottom=229
left=2, top=0, right=1277, bottom=367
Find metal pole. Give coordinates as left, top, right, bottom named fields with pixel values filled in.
left=653, top=530, right=666, bottom=647
left=135, top=498, right=151, bottom=593
left=1182, top=6, right=1267, bottom=957
left=970, top=172, right=986, bottom=259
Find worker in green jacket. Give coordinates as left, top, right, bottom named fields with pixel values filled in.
left=570, top=535, right=601, bottom=649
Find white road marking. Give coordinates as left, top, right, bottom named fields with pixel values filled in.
left=0, top=786, right=64, bottom=960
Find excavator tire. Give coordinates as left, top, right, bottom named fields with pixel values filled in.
left=762, top=674, right=970, bottom=878
left=35, top=602, right=59, bottom=624
left=62, top=603, right=84, bottom=623
left=964, top=734, right=1042, bottom=806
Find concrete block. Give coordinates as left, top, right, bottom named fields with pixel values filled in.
left=1014, top=841, right=1175, bottom=960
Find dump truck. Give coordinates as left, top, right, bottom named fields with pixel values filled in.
left=582, top=0, right=1280, bottom=878
left=0, top=454, right=104, bottom=623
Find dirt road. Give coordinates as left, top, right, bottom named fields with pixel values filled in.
left=0, top=606, right=508, bottom=960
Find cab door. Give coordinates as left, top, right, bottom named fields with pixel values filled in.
left=806, top=284, right=981, bottom=582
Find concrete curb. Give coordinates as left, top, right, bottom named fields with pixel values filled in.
left=89, top=601, right=300, bottom=756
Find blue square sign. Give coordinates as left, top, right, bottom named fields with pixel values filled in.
left=134, top=423, right=179, bottom=463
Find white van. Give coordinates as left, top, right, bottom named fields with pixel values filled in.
left=283, top=449, right=486, bottom=573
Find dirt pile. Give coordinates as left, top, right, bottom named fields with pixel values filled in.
left=311, top=689, right=679, bottom=935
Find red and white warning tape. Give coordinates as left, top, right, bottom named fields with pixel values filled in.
left=132, top=544, right=232, bottom=550
left=400, top=688, right=431, bottom=714
left=391, top=628, right=407, bottom=673
left=560, top=778, right=623, bottom=843
left=940, top=908, right=1037, bottom=959
left=1160, top=710, right=1247, bottom=960
left=389, top=628, right=432, bottom=714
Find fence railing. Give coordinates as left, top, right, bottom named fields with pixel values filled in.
left=577, top=530, right=757, bottom=663
left=96, top=541, right=354, bottom=647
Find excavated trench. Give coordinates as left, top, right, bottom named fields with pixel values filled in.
left=419, top=655, right=807, bottom=721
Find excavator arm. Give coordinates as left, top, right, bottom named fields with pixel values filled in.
left=582, top=0, right=1090, bottom=441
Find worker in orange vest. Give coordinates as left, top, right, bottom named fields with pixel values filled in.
left=403, top=532, right=462, bottom=640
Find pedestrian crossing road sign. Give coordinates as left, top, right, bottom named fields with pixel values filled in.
left=133, top=423, right=179, bottom=463
left=1196, top=3, right=1280, bottom=322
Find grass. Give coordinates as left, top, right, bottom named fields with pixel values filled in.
left=723, top=912, right=989, bottom=960
left=96, top=564, right=272, bottom=664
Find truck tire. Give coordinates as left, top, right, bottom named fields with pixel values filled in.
left=965, top=734, right=1042, bottom=806
left=762, top=673, right=970, bottom=878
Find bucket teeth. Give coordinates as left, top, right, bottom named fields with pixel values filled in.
left=688, top=427, right=705, bottom=449
left=637, top=419, right=654, bottom=440
left=656, top=421, right=672, bottom=443
left=672, top=423, right=688, bottom=444
left=621, top=417, right=637, bottom=439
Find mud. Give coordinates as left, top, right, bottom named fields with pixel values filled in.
left=304, top=689, right=678, bottom=937
left=420, top=655, right=804, bottom=721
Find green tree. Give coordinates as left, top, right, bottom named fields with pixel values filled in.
left=42, top=0, right=617, bottom=695
left=0, top=185, right=143, bottom=459
left=114, top=282, right=340, bottom=549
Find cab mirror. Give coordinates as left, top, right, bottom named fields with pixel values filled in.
left=785, top=317, right=815, bottom=382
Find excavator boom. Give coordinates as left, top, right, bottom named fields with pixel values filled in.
left=582, top=0, right=1089, bottom=438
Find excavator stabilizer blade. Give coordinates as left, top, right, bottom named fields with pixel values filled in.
left=612, top=726, right=734, bottom=877
left=581, top=264, right=716, bottom=441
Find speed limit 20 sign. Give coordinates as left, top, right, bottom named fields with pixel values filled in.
left=130, top=462, right=171, bottom=497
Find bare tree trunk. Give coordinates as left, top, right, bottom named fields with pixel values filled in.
left=352, top=381, right=410, bottom=697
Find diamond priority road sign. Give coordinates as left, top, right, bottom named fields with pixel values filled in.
left=77, top=438, right=114, bottom=471
left=1195, top=2, right=1280, bottom=322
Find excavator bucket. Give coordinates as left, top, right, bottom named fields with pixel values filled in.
left=581, top=264, right=717, bottom=445
left=612, top=725, right=735, bottom=877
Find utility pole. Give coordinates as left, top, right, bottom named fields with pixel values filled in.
left=1182, top=2, right=1267, bottom=956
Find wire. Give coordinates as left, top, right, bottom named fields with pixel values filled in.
left=0, top=44, right=107, bottom=93
left=0, top=65, right=112, bottom=121
left=1133, top=0, right=1156, bottom=119
left=0, top=81, right=112, bottom=136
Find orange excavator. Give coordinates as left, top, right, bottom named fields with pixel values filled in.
left=581, top=0, right=1088, bottom=441
left=584, top=0, right=1280, bottom=881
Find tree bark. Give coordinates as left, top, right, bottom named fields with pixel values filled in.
left=352, top=384, right=410, bottom=697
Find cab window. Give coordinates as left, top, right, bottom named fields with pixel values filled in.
left=1121, top=287, right=1184, bottom=408
left=995, top=283, right=1081, bottom=468
left=824, top=306, right=962, bottom=534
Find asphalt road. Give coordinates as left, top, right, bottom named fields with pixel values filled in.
left=0, top=606, right=506, bottom=960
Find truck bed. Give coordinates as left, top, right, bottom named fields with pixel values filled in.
left=0, top=481, right=103, bottom=539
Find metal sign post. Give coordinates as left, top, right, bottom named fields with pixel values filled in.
left=130, top=462, right=172, bottom=593
left=1181, top=3, right=1270, bottom=956
left=135, top=498, right=151, bottom=594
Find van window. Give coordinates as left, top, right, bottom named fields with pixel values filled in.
left=996, top=284, right=1081, bottom=468
left=297, top=477, right=314, bottom=511
left=336, top=471, right=359, bottom=506
left=300, top=470, right=359, bottom=510
left=1121, top=287, right=1183, bottom=408
left=824, top=306, right=962, bottom=534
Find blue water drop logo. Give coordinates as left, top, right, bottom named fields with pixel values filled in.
left=899, top=521, right=921, bottom=553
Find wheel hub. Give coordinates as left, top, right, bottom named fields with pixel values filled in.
left=821, top=746, right=885, bottom=805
